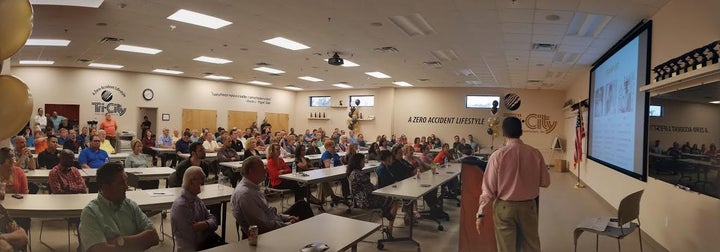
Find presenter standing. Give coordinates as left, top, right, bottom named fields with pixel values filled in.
left=476, top=117, right=550, bottom=252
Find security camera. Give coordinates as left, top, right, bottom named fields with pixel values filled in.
left=328, top=52, right=344, bottom=66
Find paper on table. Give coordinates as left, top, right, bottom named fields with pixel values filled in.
left=147, top=191, right=174, bottom=197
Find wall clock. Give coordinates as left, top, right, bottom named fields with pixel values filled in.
left=143, top=88, right=154, bottom=101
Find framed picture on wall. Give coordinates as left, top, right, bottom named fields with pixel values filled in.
left=162, top=114, right=170, bottom=121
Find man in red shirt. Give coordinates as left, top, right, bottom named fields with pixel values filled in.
left=476, top=116, right=550, bottom=252
left=99, top=113, right=118, bottom=149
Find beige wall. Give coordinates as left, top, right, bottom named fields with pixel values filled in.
left=294, top=87, right=565, bottom=163
left=564, top=1, right=720, bottom=250
left=10, top=67, right=297, bottom=136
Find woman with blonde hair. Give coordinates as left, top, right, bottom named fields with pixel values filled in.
left=243, top=139, right=260, bottom=160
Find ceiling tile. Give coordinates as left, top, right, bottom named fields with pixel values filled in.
left=502, top=22, right=533, bottom=34
left=537, top=0, right=580, bottom=11
left=504, top=33, right=532, bottom=43
left=533, top=10, right=575, bottom=24
left=532, top=23, right=568, bottom=35
left=562, top=36, right=594, bottom=46
left=500, top=9, right=535, bottom=23
left=496, top=0, right=537, bottom=10
left=532, top=34, right=563, bottom=44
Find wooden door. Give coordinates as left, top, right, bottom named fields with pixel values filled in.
left=265, top=113, right=289, bottom=133
left=227, top=111, right=257, bottom=131
left=182, top=109, right=217, bottom=132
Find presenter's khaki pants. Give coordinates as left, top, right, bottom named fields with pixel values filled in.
left=493, top=199, right=541, bottom=252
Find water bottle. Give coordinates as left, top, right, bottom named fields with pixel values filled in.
left=217, top=173, right=226, bottom=191
left=292, top=162, right=297, bottom=174
left=444, top=157, right=448, bottom=167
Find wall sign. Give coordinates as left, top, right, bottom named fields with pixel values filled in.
left=407, top=116, right=485, bottom=125
left=210, top=91, right=272, bottom=105
left=91, top=85, right=127, bottom=116
left=650, top=124, right=709, bottom=133
left=501, top=112, right=558, bottom=134
left=504, top=93, right=521, bottom=111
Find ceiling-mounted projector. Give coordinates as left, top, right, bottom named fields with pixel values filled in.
left=328, top=52, right=344, bottom=66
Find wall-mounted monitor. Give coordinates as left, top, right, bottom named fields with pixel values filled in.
left=649, top=105, right=663, bottom=117
left=587, top=20, right=652, bottom=182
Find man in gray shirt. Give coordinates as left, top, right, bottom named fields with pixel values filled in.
left=231, top=156, right=314, bottom=235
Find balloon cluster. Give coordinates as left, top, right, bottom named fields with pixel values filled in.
left=0, top=0, right=35, bottom=140
left=486, top=100, right=500, bottom=137
left=347, top=99, right=360, bottom=131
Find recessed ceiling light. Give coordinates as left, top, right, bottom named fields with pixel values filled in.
left=263, top=37, right=310, bottom=50
left=253, top=67, right=285, bottom=74
left=365, top=71, right=391, bottom=78
left=323, top=58, right=359, bottom=67
left=204, top=75, right=232, bottom=80
left=284, top=86, right=304, bottom=91
left=89, top=63, right=123, bottom=69
left=153, top=69, right=183, bottom=75
left=19, top=60, right=54, bottom=65
left=115, top=45, right=162, bottom=55
left=25, top=39, right=70, bottom=46
left=193, top=56, right=232, bottom=64
left=298, top=76, right=323, bottom=82
left=167, top=9, right=232, bottom=29
left=392, top=81, right=413, bottom=87
left=709, top=101, right=720, bottom=104
left=333, top=83, right=353, bottom=88
left=248, top=80, right=272, bottom=86
left=29, top=0, right=104, bottom=8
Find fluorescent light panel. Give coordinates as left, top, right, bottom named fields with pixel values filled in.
left=298, top=76, right=323, bottom=82
left=29, top=0, right=103, bottom=8
left=333, top=83, right=353, bottom=88
left=193, top=56, right=232, bottom=64
left=19, top=60, right=54, bottom=65
left=25, top=39, right=70, bottom=46
left=248, top=80, right=272, bottom=86
left=393, top=81, right=413, bottom=87
left=88, top=63, right=123, bottom=69
left=365, top=71, right=391, bottom=78
left=167, top=9, right=232, bottom=29
left=115, top=45, right=162, bottom=55
left=253, top=67, right=285, bottom=74
left=204, top=75, right=232, bottom=80
left=323, top=58, right=359, bottom=67
left=263, top=37, right=310, bottom=50
left=284, top=86, right=304, bottom=91
left=153, top=69, right=183, bottom=75
left=710, top=101, right=720, bottom=104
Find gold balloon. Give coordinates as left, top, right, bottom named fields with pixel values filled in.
left=0, top=0, right=33, bottom=61
left=0, top=75, right=34, bottom=140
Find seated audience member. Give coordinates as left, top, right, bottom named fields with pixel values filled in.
left=77, top=127, right=89, bottom=148
left=0, top=205, right=29, bottom=251
left=649, top=140, right=662, bottom=154
left=374, top=150, right=401, bottom=237
left=38, top=135, right=61, bottom=169
left=172, top=130, right=181, bottom=144
left=284, top=135, right=297, bottom=155
left=190, top=129, right=201, bottom=143
left=367, top=142, right=380, bottom=161
left=667, top=142, right=682, bottom=158
left=432, top=138, right=442, bottom=149
left=141, top=129, right=158, bottom=165
left=433, top=143, right=455, bottom=164
left=79, top=135, right=109, bottom=169
left=63, top=129, right=82, bottom=153
left=347, top=154, right=388, bottom=210
left=680, top=142, right=691, bottom=153
left=48, top=150, right=87, bottom=194
left=451, top=135, right=461, bottom=153
left=232, top=156, right=314, bottom=235
left=266, top=144, right=319, bottom=204
left=175, top=142, right=211, bottom=187
left=0, top=147, right=31, bottom=231
left=230, top=129, right=244, bottom=152
left=80, top=163, right=159, bottom=251
left=243, top=140, right=261, bottom=160
left=357, top=134, right=367, bottom=148
left=468, top=134, right=480, bottom=153
left=24, top=129, right=35, bottom=147
left=704, top=144, right=717, bottom=157
left=218, top=135, right=241, bottom=187
left=174, top=132, right=193, bottom=167
left=171, top=166, right=225, bottom=251
left=294, top=145, right=312, bottom=172
left=12, top=136, right=36, bottom=171
left=202, top=132, right=221, bottom=153
left=157, top=128, right=176, bottom=167
left=699, top=144, right=708, bottom=156
left=58, top=118, right=72, bottom=132
left=337, top=136, right=348, bottom=152
left=412, top=137, right=422, bottom=152
left=319, top=141, right=344, bottom=202
left=403, top=145, right=430, bottom=173
left=97, top=130, right=116, bottom=154
left=306, top=140, right=321, bottom=155
left=341, top=143, right=359, bottom=165
left=57, top=128, right=70, bottom=146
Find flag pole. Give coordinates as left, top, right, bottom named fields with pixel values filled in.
left=574, top=105, right=586, bottom=189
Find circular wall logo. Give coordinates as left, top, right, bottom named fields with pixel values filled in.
left=101, top=90, right=113, bottom=102
left=504, top=93, right=521, bottom=111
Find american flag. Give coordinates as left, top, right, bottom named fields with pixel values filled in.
left=574, top=108, right=586, bottom=169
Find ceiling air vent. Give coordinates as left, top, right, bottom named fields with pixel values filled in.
left=255, top=62, right=270, bottom=66
left=373, top=46, right=399, bottom=53
left=531, top=43, right=558, bottom=52
left=423, top=61, right=443, bottom=68
left=98, top=37, right=123, bottom=45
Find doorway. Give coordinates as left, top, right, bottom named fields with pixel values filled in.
left=138, top=107, right=158, bottom=138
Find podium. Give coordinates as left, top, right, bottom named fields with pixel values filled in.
left=459, top=159, right=497, bottom=252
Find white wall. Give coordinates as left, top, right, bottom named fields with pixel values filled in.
left=563, top=1, right=720, bottom=250
left=10, top=67, right=297, bottom=135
